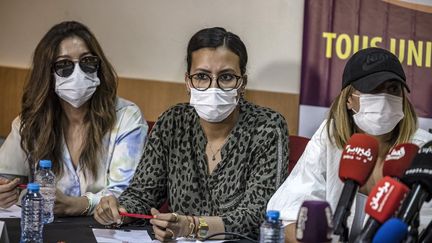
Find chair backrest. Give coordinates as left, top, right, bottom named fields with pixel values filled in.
left=288, top=135, right=310, bottom=174
left=147, top=121, right=155, bottom=135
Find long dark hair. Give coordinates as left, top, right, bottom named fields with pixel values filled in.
left=186, top=27, right=248, bottom=75
left=20, top=21, right=117, bottom=179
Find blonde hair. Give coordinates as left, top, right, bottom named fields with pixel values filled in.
left=326, top=85, right=418, bottom=150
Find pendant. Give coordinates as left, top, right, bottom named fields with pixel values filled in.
left=212, top=155, right=216, bottom=161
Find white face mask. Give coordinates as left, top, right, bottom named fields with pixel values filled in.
left=190, top=88, right=239, bottom=123
left=352, top=93, right=404, bottom=136
left=54, top=63, right=100, bottom=108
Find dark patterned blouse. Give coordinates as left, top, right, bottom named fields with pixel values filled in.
left=118, top=99, right=289, bottom=238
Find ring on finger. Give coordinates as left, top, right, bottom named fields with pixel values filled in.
left=166, top=228, right=175, bottom=239
left=172, top=212, right=179, bottom=222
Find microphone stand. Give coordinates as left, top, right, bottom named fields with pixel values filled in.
left=333, top=181, right=357, bottom=243
left=403, top=213, right=419, bottom=243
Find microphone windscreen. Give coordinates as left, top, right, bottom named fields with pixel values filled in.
left=402, top=140, right=432, bottom=195
left=339, top=133, right=379, bottom=185
left=372, top=218, right=408, bottom=243
left=365, top=176, right=409, bottom=223
left=383, top=143, right=419, bottom=178
left=296, top=200, right=333, bottom=243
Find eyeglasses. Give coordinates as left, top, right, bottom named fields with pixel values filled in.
left=188, top=72, right=243, bottom=91
left=53, top=56, right=100, bottom=77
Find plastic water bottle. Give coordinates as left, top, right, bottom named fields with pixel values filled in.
left=260, top=210, right=284, bottom=243
left=20, top=183, right=44, bottom=243
left=35, top=160, right=56, bottom=224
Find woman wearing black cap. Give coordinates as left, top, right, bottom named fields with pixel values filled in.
left=267, top=47, right=432, bottom=243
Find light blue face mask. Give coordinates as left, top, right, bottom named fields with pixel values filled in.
left=351, top=93, right=404, bottom=136
left=189, top=87, right=239, bottom=123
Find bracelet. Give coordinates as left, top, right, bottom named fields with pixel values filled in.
left=186, top=216, right=196, bottom=238
left=193, top=216, right=199, bottom=236
left=80, top=195, right=91, bottom=216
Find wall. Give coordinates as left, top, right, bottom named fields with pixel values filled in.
left=0, top=0, right=305, bottom=135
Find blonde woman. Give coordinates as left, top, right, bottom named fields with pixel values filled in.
left=267, top=48, right=432, bottom=242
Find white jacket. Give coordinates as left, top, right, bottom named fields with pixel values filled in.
left=267, top=120, right=432, bottom=230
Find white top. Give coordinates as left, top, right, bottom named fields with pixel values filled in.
left=267, top=120, right=432, bottom=229
left=0, top=97, right=148, bottom=214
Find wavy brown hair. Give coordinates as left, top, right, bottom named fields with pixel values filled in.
left=20, top=21, right=117, bottom=179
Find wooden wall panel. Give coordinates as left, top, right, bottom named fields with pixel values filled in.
left=0, top=67, right=26, bottom=137
left=117, top=77, right=189, bottom=121
left=245, top=90, right=299, bottom=135
left=0, top=66, right=299, bottom=137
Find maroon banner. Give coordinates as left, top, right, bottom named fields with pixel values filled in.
left=300, top=0, right=432, bottom=118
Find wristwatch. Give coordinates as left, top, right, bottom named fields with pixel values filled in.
left=197, top=217, right=209, bottom=239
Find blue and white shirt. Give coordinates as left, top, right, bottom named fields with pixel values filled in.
left=0, top=97, right=148, bottom=214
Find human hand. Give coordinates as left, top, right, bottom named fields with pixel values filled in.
left=0, top=178, right=20, bottom=208
left=94, top=195, right=126, bottom=225
left=150, top=208, right=191, bottom=242
left=54, top=189, right=87, bottom=216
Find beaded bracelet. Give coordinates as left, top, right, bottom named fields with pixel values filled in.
left=80, top=195, right=91, bottom=216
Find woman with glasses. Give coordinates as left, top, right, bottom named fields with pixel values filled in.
left=94, top=27, right=289, bottom=241
left=0, top=21, right=147, bottom=216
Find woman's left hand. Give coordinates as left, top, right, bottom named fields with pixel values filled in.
left=150, top=208, right=191, bottom=242
left=54, top=189, right=88, bottom=216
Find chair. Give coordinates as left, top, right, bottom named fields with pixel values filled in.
left=147, top=121, right=155, bottom=135
left=288, top=135, right=310, bottom=174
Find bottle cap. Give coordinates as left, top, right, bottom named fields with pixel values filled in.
left=267, top=210, right=280, bottom=221
left=27, top=183, right=40, bottom=191
left=39, top=160, right=52, bottom=168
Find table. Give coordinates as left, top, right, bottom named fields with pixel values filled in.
left=1, top=217, right=251, bottom=243
left=1, top=216, right=151, bottom=243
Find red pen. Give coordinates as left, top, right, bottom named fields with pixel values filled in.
left=119, top=212, right=154, bottom=219
left=17, top=184, right=27, bottom=189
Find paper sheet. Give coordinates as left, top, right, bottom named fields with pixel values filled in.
left=92, top=229, right=226, bottom=243
left=0, top=205, right=21, bottom=218
left=93, top=228, right=154, bottom=243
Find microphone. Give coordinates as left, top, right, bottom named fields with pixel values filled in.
left=372, top=218, right=409, bottom=243
left=333, top=133, right=379, bottom=242
left=419, top=219, right=432, bottom=243
left=383, top=143, right=419, bottom=178
left=398, top=140, right=432, bottom=226
left=381, top=143, right=419, bottom=243
left=295, top=200, right=333, bottom=243
left=353, top=176, right=409, bottom=242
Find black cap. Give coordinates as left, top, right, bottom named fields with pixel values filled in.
left=342, top=48, right=409, bottom=93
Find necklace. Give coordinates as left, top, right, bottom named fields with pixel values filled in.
left=207, top=139, right=228, bottom=161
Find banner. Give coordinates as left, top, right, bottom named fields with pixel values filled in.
left=299, top=0, right=432, bottom=137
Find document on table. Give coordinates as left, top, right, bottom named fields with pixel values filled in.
left=93, top=228, right=154, bottom=243
left=92, top=228, right=226, bottom=243
left=0, top=205, right=21, bottom=218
